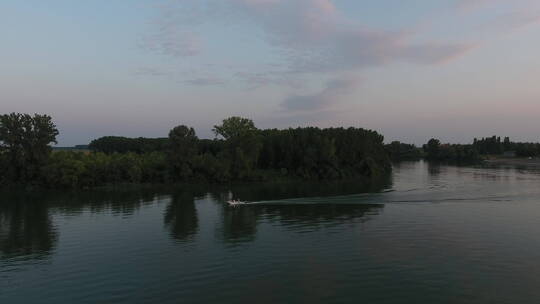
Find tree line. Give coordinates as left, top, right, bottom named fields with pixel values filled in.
left=89, top=136, right=168, bottom=154
left=6, top=112, right=536, bottom=189
left=423, top=139, right=480, bottom=162
left=0, top=113, right=392, bottom=189
left=473, top=136, right=540, bottom=157
left=384, top=141, right=423, bottom=161
left=423, top=136, right=540, bottom=161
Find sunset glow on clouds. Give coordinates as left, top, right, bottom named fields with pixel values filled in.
left=1, top=0, right=540, bottom=145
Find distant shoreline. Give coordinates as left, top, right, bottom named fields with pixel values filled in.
left=483, top=157, right=540, bottom=167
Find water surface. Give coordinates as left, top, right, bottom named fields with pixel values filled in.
left=2, top=161, right=540, bottom=303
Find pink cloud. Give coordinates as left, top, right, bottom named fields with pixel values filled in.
left=229, top=0, right=474, bottom=75
left=144, top=0, right=540, bottom=112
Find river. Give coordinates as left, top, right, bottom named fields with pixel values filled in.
left=2, top=161, right=540, bottom=303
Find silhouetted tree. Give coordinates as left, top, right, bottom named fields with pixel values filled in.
left=0, top=113, right=58, bottom=184
left=385, top=141, right=423, bottom=161
left=424, top=138, right=441, bottom=160
left=213, top=117, right=262, bottom=179
left=89, top=136, right=168, bottom=154
left=424, top=138, right=479, bottom=162
left=1, top=113, right=393, bottom=188
left=168, top=125, right=198, bottom=180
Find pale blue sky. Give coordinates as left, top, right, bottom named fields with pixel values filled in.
left=1, top=0, right=540, bottom=145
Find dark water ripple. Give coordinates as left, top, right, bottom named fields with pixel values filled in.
left=3, top=161, right=540, bottom=303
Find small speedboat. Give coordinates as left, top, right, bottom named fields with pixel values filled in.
left=227, top=200, right=247, bottom=207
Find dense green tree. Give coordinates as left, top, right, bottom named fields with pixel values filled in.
left=40, top=151, right=171, bottom=188
left=473, top=136, right=504, bottom=155
left=213, top=117, right=262, bottom=179
left=385, top=141, right=423, bottom=161
left=89, top=136, right=168, bottom=154
left=191, top=152, right=231, bottom=182
left=1, top=113, right=393, bottom=188
left=258, top=127, right=390, bottom=180
left=197, top=138, right=225, bottom=156
left=0, top=113, right=58, bottom=183
left=140, top=151, right=169, bottom=183
left=424, top=138, right=441, bottom=160
left=471, top=136, right=540, bottom=157
left=212, top=116, right=258, bottom=140
left=423, top=138, right=480, bottom=162
left=43, top=151, right=86, bottom=188
left=503, top=137, right=511, bottom=151
left=168, top=125, right=198, bottom=180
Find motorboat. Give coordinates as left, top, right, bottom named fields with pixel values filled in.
left=227, top=199, right=247, bottom=207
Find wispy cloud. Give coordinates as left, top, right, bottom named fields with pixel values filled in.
left=184, top=77, right=225, bottom=86
left=234, top=71, right=303, bottom=89
left=455, top=0, right=496, bottom=12
left=140, top=29, right=202, bottom=57
left=487, top=10, right=540, bottom=32
left=146, top=0, right=475, bottom=74
left=142, top=0, right=540, bottom=112
left=232, top=0, right=473, bottom=74
left=455, top=0, right=540, bottom=33
left=140, top=1, right=206, bottom=57
left=281, top=75, right=359, bottom=112
left=134, top=67, right=173, bottom=77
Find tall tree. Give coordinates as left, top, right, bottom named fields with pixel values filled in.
left=424, top=138, right=441, bottom=160
left=0, top=113, right=58, bottom=183
left=168, top=125, right=198, bottom=180
left=213, top=117, right=261, bottom=179
left=212, top=116, right=258, bottom=140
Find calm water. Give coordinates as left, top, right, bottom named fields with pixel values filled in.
left=2, top=161, right=540, bottom=303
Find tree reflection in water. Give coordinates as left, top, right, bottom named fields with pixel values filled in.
left=221, top=205, right=260, bottom=243
left=218, top=176, right=391, bottom=243
left=164, top=187, right=206, bottom=242
left=0, top=175, right=392, bottom=254
left=0, top=188, right=164, bottom=259
left=0, top=198, right=58, bottom=258
left=260, top=204, right=383, bottom=230
left=219, top=203, right=383, bottom=244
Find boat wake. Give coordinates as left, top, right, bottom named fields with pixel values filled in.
left=226, top=191, right=518, bottom=207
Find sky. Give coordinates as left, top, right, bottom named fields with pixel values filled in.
left=1, top=0, right=540, bottom=146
